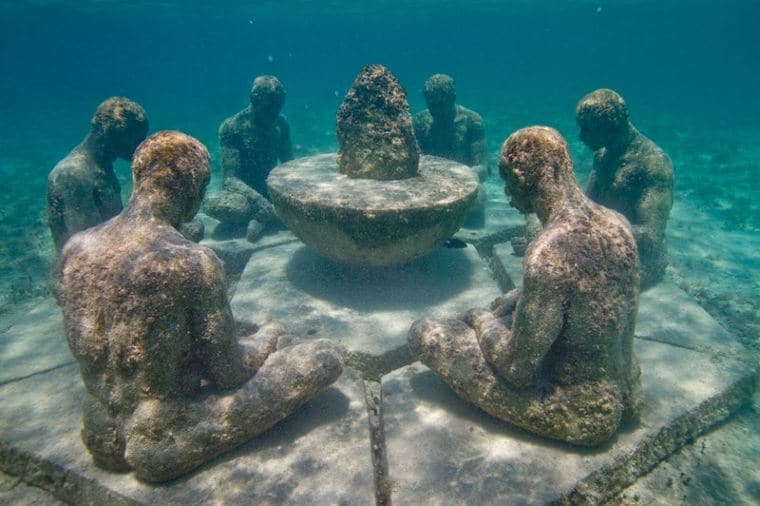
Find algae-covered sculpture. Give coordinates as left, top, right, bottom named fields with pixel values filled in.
left=267, top=64, right=479, bottom=265
left=409, top=126, right=642, bottom=446
left=413, top=73, right=489, bottom=228
left=47, top=97, right=148, bottom=253
left=413, top=74, right=488, bottom=180
left=59, top=131, right=342, bottom=483
left=576, top=88, right=674, bottom=288
left=203, top=75, right=292, bottom=238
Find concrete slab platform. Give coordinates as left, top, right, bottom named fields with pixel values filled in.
left=0, top=297, right=71, bottom=384
left=231, top=231, right=501, bottom=367
left=636, top=282, right=748, bottom=359
left=0, top=364, right=374, bottom=505
left=382, top=339, right=755, bottom=505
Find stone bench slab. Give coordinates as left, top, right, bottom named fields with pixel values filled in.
left=0, top=364, right=374, bottom=505
left=382, top=339, right=754, bottom=505
left=0, top=297, right=71, bottom=384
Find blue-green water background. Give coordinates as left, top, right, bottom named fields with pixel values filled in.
left=0, top=1, right=758, bottom=340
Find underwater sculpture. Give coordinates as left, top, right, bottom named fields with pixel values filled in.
left=413, top=73, right=488, bottom=179
left=409, top=126, right=642, bottom=446
left=59, top=131, right=342, bottom=483
left=414, top=73, right=489, bottom=227
left=576, top=88, right=674, bottom=288
left=267, top=64, right=479, bottom=265
left=203, top=75, right=293, bottom=239
left=47, top=97, right=149, bottom=253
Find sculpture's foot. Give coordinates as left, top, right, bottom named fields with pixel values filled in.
left=408, top=317, right=624, bottom=447
left=124, top=339, right=343, bottom=483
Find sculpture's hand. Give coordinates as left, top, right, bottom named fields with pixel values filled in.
left=490, top=288, right=521, bottom=318
left=239, top=320, right=297, bottom=374
left=463, top=309, right=512, bottom=377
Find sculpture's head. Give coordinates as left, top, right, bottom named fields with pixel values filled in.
left=575, top=89, right=630, bottom=151
left=499, top=126, right=577, bottom=218
left=131, top=131, right=210, bottom=226
left=423, top=74, right=456, bottom=120
left=250, top=75, right=286, bottom=123
left=90, top=97, right=149, bottom=160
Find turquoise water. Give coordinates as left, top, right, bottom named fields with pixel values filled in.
left=4, top=1, right=756, bottom=322
left=0, top=0, right=758, bottom=502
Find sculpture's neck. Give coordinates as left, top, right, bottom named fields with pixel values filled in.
left=125, top=192, right=184, bottom=229
left=605, top=123, right=637, bottom=157
left=81, top=133, right=115, bottom=168
left=537, top=182, right=586, bottom=226
left=431, top=104, right=456, bottom=123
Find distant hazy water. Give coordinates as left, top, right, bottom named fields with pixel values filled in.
left=0, top=0, right=758, bottom=305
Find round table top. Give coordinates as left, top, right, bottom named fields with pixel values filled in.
left=267, top=153, right=479, bottom=212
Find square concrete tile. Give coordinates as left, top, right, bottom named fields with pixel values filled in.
left=382, top=339, right=754, bottom=505
left=231, top=232, right=501, bottom=362
left=0, top=297, right=72, bottom=384
left=0, top=364, right=374, bottom=505
left=636, top=282, right=747, bottom=358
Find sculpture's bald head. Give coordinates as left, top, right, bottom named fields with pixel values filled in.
left=499, top=126, right=576, bottom=217
left=423, top=74, right=456, bottom=119
left=131, top=131, right=210, bottom=225
left=575, top=89, right=630, bottom=151
left=90, top=97, right=149, bottom=160
left=250, top=75, right=286, bottom=122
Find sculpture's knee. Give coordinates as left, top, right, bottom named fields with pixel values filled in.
left=408, top=317, right=459, bottom=363
left=542, top=383, right=625, bottom=447
left=81, top=396, right=130, bottom=472
left=123, top=398, right=194, bottom=483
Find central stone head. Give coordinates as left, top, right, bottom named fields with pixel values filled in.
left=336, top=64, right=420, bottom=180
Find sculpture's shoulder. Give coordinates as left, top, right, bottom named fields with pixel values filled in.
left=627, top=133, right=674, bottom=187
left=523, top=226, right=574, bottom=285
left=48, top=149, right=92, bottom=192
left=139, top=230, right=224, bottom=288
left=526, top=204, right=636, bottom=284
left=59, top=218, right=120, bottom=288
left=456, top=105, right=484, bottom=128
left=590, top=203, right=639, bottom=273
left=413, top=109, right=433, bottom=132
left=219, top=107, right=252, bottom=142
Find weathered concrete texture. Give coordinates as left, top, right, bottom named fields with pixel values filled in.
left=231, top=230, right=501, bottom=365
left=267, top=153, right=478, bottom=266
left=636, top=281, right=748, bottom=359
left=0, top=469, right=65, bottom=505
left=383, top=338, right=754, bottom=505
left=611, top=403, right=760, bottom=505
left=0, top=363, right=374, bottom=505
left=0, top=297, right=71, bottom=384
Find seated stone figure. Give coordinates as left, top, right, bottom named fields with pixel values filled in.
left=47, top=97, right=149, bottom=253
left=414, top=74, right=488, bottom=228
left=576, top=89, right=674, bottom=288
left=204, top=75, right=293, bottom=238
left=413, top=74, right=488, bottom=178
left=59, top=131, right=342, bottom=483
left=409, top=126, right=642, bottom=446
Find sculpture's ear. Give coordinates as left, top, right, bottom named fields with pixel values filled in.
left=538, top=163, right=560, bottom=185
